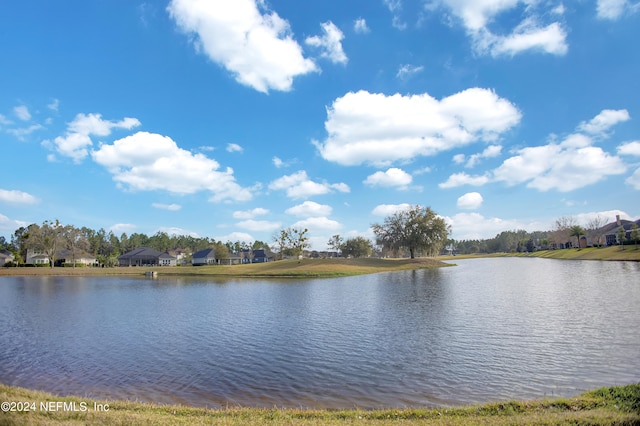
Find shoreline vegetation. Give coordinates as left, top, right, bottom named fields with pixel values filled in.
left=0, top=246, right=638, bottom=278
left=439, top=245, right=640, bottom=262
left=1, top=383, right=638, bottom=425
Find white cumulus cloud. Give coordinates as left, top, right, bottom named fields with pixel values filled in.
left=483, top=20, right=568, bottom=57
left=455, top=145, right=502, bottom=168
left=285, top=201, right=332, bottom=217
left=353, top=18, right=370, bottom=33
left=618, top=141, right=640, bottom=156
left=110, top=223, right=137, bottom=234
left=442, top=108, right=631, bottom=192
left=437, top=0, right=568, bottom=57
left=268, top=170, right=350, bottom=199
left=626, top=168, right=640, bottom=190
left=14, top=105, right=31, bottom=121
left=233, top=207, right=269, bottom=219
left=167, top=0, right=317, bottom=93
left=305, top=21, right=347, bottom=64
left=492, top=110, right=630, bottom=192
left=226, top=143, right=243, bottom=153
left=577, top=109, right=630, bottom=137
left=0, top=213, right=29, bottom=234
left=92, top=131, right=252, bottom=202
left=596, top=0, right=639, bottom=19
left=316, top=88, right=520, bottom=166
left=152, top=203, right=182, bottom=211
left=50, top=113, right=140, bottom=163
left=439, top=172, right=491, bottom=189
left=396, top=64, right=424, bottom=79
left=371, top=203, right=412, bottom=216
left=363, top=168, right=413, bottom=188
left=457, top=192, right=483, bottom=210
left=292, top=216, right=342, bottom=231
left=0, top=189, right=39, bottom=204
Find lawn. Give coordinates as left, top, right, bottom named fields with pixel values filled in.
left=1, top=383, right=638, bottom=425
left=439, top=245, right=640, bottom=262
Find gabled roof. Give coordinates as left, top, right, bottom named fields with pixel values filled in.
left=56, top=248, right=96, bottom=260
left=601, top=219, right=640, bottom=235
left=193, top=248, right=216, bottom=258
left=253, top=249, right=268, bottom=258
left=118, top=247, right=176, bottom=260
left=0, top=250, right=14, bottom=259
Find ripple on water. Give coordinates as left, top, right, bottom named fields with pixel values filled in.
left=1, top=259, right=639, bottom=408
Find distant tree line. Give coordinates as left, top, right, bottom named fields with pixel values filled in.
left=1, top=220, right=271, bottom=267
left=0, top=206, right=455, bottom=266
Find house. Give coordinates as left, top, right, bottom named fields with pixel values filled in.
left=192, top=248, right=217, bottom=266
left=0, top=250, right=14, bottom=266
left=251, top=249, right=269, bottom=263
left=26, top=249, right=50, bottom=265
left=218, top=253, right=243, bottom=265
left=118, top=247, right=177, bottom=267
left=54, top=249, right=97, bottom=267
left=602, top=217, right=640, bottom=246
left=168, top=249, right=190, bottom=265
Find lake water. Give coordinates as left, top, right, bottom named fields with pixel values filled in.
left=1, top=258, right=639, bottom=409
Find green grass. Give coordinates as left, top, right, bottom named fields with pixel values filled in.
left=439, top=245, right=640, bottom=262
left=1, top=383, right=638, bottom=425
left=161, top=257, right=450, bottom=278
left=0, top=257, right=450, bottom=278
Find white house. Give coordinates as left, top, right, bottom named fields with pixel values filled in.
left=26, top=249, right=50, bottom=265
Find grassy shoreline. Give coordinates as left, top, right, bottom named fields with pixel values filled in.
left=1, top=383, right=638, bottom=425
left=0, top=257, right=450, bottom=278
left=438, top=245, right=640, bottom=262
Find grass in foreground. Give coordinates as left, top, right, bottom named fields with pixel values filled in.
left=0, top=257, right=450, bottom=278
left=0, top=383, right=638, bottom=425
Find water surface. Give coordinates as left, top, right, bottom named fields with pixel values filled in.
left=1, top=258, right=638, bottom=408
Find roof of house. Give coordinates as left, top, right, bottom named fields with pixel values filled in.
left=56, top=248, right=96, bottom=260
left=0, top=250, right=14, bottom=259
left=118, top=247, right=176, bottom=260
left=253, top=249, right=268, bottom=258
left=193, top=248, right=216, bottom=258
left=601, top=219, right=640, bottom=235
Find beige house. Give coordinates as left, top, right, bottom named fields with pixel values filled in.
left=0, top=250, right=15, bottom=266
left=25, top=249, right=97, bottom=266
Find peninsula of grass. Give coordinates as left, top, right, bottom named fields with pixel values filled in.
left=1, top=383, right=638, bottom=425
left=0, top=257, right=451, bottom=278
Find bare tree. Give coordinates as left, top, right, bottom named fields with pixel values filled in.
left=272, top=229, right=289, bottom=260
left=551, top=216, right=577, bottom=248
left=327, top=234, right=343, bottom=257
left=586, top=215, right=607, bottom=247
left=288, top=227, right=309, bottom=258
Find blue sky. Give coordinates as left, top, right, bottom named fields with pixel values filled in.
left=1, top=0, right=639, bottom=250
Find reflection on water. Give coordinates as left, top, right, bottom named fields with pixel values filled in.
left=1, top=258, right=639, bottom=408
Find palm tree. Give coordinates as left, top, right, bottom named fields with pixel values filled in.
left=569, top=225, right=585, bottom=249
